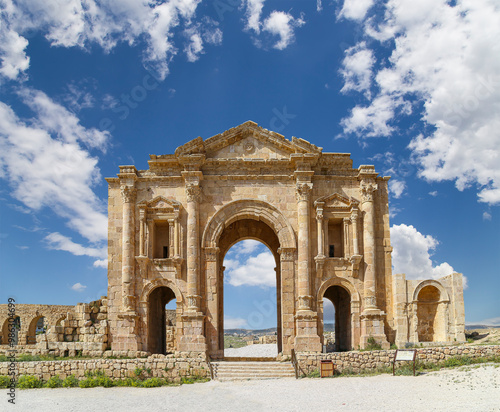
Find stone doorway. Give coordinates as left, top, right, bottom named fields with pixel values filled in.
left=323, top=285, right=351, bottom=351
left=148, top=286, right=176, bottom=354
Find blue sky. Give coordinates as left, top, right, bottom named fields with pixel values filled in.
left=0, top=0, right=499, bottom=328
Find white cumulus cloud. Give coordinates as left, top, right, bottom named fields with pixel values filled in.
left=339, top=0, right=500, bottom=205
left=71, top=282, right=87, bottom=292
left=389, top=179, right=406, bottom=199
left=339, top=0, right=374, bottom=21
left=0, top=89, right=109, bottom=244
left=242, top=0, right=305, bottom=49
left=390, top=223, right=466, bottom=287
left=225, top=250, right=276, bottom=288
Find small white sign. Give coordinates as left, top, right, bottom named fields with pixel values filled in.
left=395, top=350, right=416, bottom=361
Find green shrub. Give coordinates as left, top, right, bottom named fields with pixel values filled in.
left=18, top=375, right=44, bottom=389
left=365, top=337, right=382, bottom=351
left=95, top=375, right=114, bottom=388
left=79, top=378, right=98, bottom=388
left=141, top=378, right=165, bottom=387
left=0, top=376, right=12, bottom=388
left=115, top=377, right=141, bottom=387
left=62, top=374, right=79, bottom=388
left=306, top=369, right=320, bottom=378
left=45, top=375, right=63, bottom=388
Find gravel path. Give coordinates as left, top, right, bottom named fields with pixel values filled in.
left=10, top=365, right=500, bottom=411
left=224, top=343, right=277, bottom=358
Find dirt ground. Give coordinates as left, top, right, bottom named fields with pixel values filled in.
left=10, top=364, right=500, bottom=412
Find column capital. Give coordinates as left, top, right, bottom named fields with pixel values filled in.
left=185, top=183, right=201, bottom=203
left=204, top=247, right=219, bottom=262
left=278, top=247, right=296, bottom=261
left=296, top=182, right=312, bottom=202
left=360, top=181, right=378, bottom=203
left=121, top=185, right=137, bottom=203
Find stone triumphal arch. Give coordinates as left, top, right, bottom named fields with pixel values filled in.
left=105, top=121, right=465, bottom=356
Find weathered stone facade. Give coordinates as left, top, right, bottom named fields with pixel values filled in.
left=104, top=121, right=465, bottom=356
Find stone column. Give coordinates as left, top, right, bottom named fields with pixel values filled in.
left=174, top=217, right=180, bottom=258
left=121, top=185, right=137, bottom=312
left=351, top=208, right=360, bottom=255
left=361, top=180, right=378, bottom=311
left=316, top=205, right=325, bottom=258
left=343, top=217, right=350, bottom=258
left=293, top=174, right=321, bottom=352
left=139, top=208, right=146, bottom=257
left=185, top=182, right=201, bottom=310
left=296, top=182, right=313, bottom=310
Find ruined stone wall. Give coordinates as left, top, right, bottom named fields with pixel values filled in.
left=0, top=304, right=74, bottom=346
left=295, top=345, right=500, bottom=375
left=0, top=352, right=209, bottom=383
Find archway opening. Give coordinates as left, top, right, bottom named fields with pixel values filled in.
left=165, top=299, right=177, bottom=353
left=323, top=285, right=351, bottom=351
left=27, top=316, right=45, bottom=344
left=220, top=224, right=280, bottom=358
left=322, top=298, right=335, bottom=352
left=417, top=285, right=441, bottom=342
left=1, top=316, right=20, bottom=346
left=148, top=286, right=176, bottom=354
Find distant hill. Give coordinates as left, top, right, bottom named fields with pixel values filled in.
left=224, top=323, right=336, bottom=335
left=465, top=324, right=499, bottom=329
left=224, top=327, right=277, bottom=336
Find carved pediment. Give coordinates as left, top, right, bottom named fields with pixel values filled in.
left=315, top=192, right=359, bottom=209
left=138, top=196, right=181, bottom=211
left=174, top=121, right=322, bottom=160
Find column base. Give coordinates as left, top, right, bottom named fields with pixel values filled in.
left=112, top=312, right=141, bottom=352
left=294, top=310, right=322, bottom=352
left=360, top=309, right=390, bottom=350
left=179, top=311, right=207, bottom=352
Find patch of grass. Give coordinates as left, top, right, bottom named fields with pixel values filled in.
left=306, top=369, right=320, bottom=378
left=224, top=335, right=247, bottom=349
left=141, top=377, right=165, bottom=387
left=180, top=375, right=210, bottom=384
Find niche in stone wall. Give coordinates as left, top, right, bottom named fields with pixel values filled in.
left=328, top=219, right=344, bottom=258
left=417, top=285, right=441, bottom=342
left=153, top=221, right=171, bottom=259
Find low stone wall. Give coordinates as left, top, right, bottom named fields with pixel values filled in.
left=0, top=352, right=209, bottom=383
left=296, top=345, right=500, bottom=375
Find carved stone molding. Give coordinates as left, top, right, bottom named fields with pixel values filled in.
left=297, top=295, right=313, bottom=310
left=121, top=186, right=137, bottom=203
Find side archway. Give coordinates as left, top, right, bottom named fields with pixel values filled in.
left=318, top=277, right=361, bottom=350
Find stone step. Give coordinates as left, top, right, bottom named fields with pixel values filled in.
left=211, top=361, right=296, bottom=381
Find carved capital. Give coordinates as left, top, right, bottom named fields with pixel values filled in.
left=298, top=295, right=313, bottom=310
left=186, top=295, right=201, bottom=310
left=296, top=183, right=312, bottom=202
left=278, top=247, right=296, bottom=262
left=364, top=295, right=377, bottom=309
left=121, top=186, right=137, bottom=203
left=360, top=181, right=378, bottom=203
left=185, top=184, right=201, bottom=203
left=204, top=247, right=219, bottom=262
left=351, top=208, right=359, bottom=222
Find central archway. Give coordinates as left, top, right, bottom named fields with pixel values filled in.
left=202, top=199, right=296, bottom=358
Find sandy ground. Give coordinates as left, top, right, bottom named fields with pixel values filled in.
left=224, top=343, right=277, bottom=357
left=9, top=364, right=500, bottom=412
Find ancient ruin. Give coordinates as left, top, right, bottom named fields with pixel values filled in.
left=0, top=121, right=465, bottom=357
